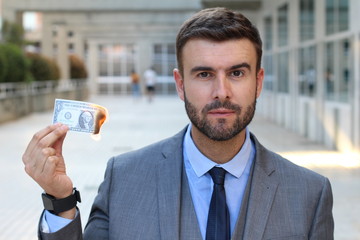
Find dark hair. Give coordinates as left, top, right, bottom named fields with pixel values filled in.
left=176, top=7, right=263, bottom=74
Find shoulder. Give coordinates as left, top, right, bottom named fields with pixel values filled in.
left=107, top=127, right=187, bottom=171
left=251, top=133, right=329, bottom=186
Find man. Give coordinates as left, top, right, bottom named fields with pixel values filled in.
left=22, top=7, right=334, bottom=240
left=144, top=66, right=157, bottom=102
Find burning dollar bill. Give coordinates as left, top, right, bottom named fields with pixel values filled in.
left=52, top=99, right=108, bottom=134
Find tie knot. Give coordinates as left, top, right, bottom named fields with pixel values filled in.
left=209, top=167, right=226, bottom=185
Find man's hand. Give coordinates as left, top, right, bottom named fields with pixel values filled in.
left=22, top=123, right=76, bottom=219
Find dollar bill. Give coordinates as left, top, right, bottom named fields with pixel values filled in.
left=52, top=99, right=108, bottom=134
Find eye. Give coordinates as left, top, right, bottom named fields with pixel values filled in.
left=231, top=70, right=244, bottom=77
left=198, top=72, right=211, bottom=78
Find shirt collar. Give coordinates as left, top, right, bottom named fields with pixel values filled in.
left=183, top=123, right=253, bottom=179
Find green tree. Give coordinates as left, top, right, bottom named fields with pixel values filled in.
left=2, top=20, right=24, bottom=47
left=26, top=52, right=60, bottom=81
left=69, top=54, right=88, bottom=79
left=0, top=46, right=9, bottom=82
left=0, top=43, right=29, bottom=82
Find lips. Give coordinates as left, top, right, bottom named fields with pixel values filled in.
left=207, top=108, right=235, bottom=116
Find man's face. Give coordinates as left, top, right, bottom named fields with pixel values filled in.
left=174, top=39, right=264, bottom=141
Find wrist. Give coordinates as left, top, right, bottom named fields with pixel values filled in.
left=42, top=188, right=81, bottom=215
left=58, top=207, right=77, bottom=219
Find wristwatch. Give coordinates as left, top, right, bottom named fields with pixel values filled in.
left=42, top=188, right=81, bottom=214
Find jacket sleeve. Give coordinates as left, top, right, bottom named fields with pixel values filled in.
left=309, top=177, right=334, bottom=240
left=38, top=210, right=83, bottom=240
left=38, top=158, right=115, bottom=240
left=82, top=158, right=115, bottom=240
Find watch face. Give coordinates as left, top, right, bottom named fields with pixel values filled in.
left=42, top=193, right=55, bottom=211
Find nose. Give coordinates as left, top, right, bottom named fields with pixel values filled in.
left=212, top=73, right=232, bottom=101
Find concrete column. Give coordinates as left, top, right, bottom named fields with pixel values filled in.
left=87, top=40, right=99, bottom=95
left=55, top=25, right=69, bottom=80
left=315, top=0, right=326, bottom=143
left=137, top=39, right=153, bottom=93
left=41, top=15, right=53, bottom=58
left=74, top=32, right=85, bottom=60
left=288, top=0, right=299, bottom=131
left=353, top=33, right=360, bottom=152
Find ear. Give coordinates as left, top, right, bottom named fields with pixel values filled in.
left=173, top=68, right=185, bottom=101
left=256, top=68, right=264, bottom=99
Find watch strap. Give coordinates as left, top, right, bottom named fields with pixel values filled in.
left=42, top=188, right=81, bottom=214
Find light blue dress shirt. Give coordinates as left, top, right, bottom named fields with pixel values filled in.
left=183, top=124, right=255, bottom=239
left=42, top=124, right=255, bottom=236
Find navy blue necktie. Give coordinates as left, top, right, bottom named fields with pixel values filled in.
left=206, top=167, right=230, bottom=240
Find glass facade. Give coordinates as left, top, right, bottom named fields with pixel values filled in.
left=153, top=43, right=176, bottom=76
left=98, top=44, right=136, bottom=77
left=324, top=38, right=352, bottom=102
left=299, top=0, right=315, bottom=41
left=262, top=0, right=351, bottom=103
left=325, top=42, right=335, bottom=100
left=263, top=54, right=274, bottom=91
left=326, top=0, right=349, bottom=35
left=264, top=17, right=273, bottom=50
left=278, top=4, right=288, bottom=47
left=299, top=46, right=316, bottom=96
left=277, top=52, right=289, bottom=93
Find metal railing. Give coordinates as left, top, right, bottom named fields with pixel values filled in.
left=0, top=79, right=88, bottom=99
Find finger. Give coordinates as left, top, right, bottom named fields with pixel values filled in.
left=41, top=155, right=73, bottom=197
left=24, top=147, right=56, bottom=178
left=38, top=124, right=69, bottom=150
left=23, top=123, right=62, bottom=161
left=30, top=155, right=58, bottom=190
left=53, top=128, right=68, bottom=156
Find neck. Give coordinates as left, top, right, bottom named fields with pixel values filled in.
left=191, top=127, right=247, bottom=164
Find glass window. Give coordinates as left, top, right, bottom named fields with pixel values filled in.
left=263, top=54, right=274, bottom=90
left=325, top=42, right=335, bottom=100
left=298, top=46, right=316, bottom=96
left=326, top=0, right=349, bottom=35
left=278, top=52, right=289, bottom=93
left=264, top=17, right=273, bottom=50
left=153, top=43, right=176, bottom=76
left=299, top=0, right=315, bottom=41
left=324, top=38, right=352, bottom=102
left=339, top=39, right=351, bottom=102
left=98, top=45, right=109, bottom=76
left=278, top=4, right=288, bottom=47
left=98, top=44, right=136, bottom=77
left=339, top=0, right=349, bottom=32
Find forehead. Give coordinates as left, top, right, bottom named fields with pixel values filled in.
left=181, top=39, right=257, bottom=70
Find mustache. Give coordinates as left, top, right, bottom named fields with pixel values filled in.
left=202, top=100, right=241, bottom=114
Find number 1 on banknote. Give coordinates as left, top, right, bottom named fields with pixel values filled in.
left=52, top=99, right=108, bottom=134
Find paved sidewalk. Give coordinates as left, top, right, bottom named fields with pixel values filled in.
left=0, top=95, right=359, bottom=240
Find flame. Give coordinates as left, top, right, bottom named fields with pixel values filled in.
left=91, top=133, right=102, bottom=141
left=91, top=104, right=108, bottom=135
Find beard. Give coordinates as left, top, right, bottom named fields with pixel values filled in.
left=184, top=94, right=256, bottom=141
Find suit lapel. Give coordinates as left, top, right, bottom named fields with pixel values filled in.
left=156, top=129, right=186, bottom=240
left=241, top=134, right=279, bottom=240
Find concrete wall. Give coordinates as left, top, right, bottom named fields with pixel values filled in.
left=0, top=81, right=89, bottom=124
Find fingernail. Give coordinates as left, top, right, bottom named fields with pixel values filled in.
left=61, top=124, right=69, bottom=131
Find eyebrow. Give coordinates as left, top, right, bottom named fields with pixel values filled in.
left=229, top=63, right=251, bottom=71
left=190, top=66, right=214, bottom=74
left=190, top=63, right=252, bottom=75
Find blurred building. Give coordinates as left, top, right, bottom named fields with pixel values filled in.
left=255, top=0, right=360, bottom=154
left=1, top=0, right=359, bottom=153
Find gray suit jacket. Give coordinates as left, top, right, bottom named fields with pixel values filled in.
left=40, top=128, right=334, bottom=240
